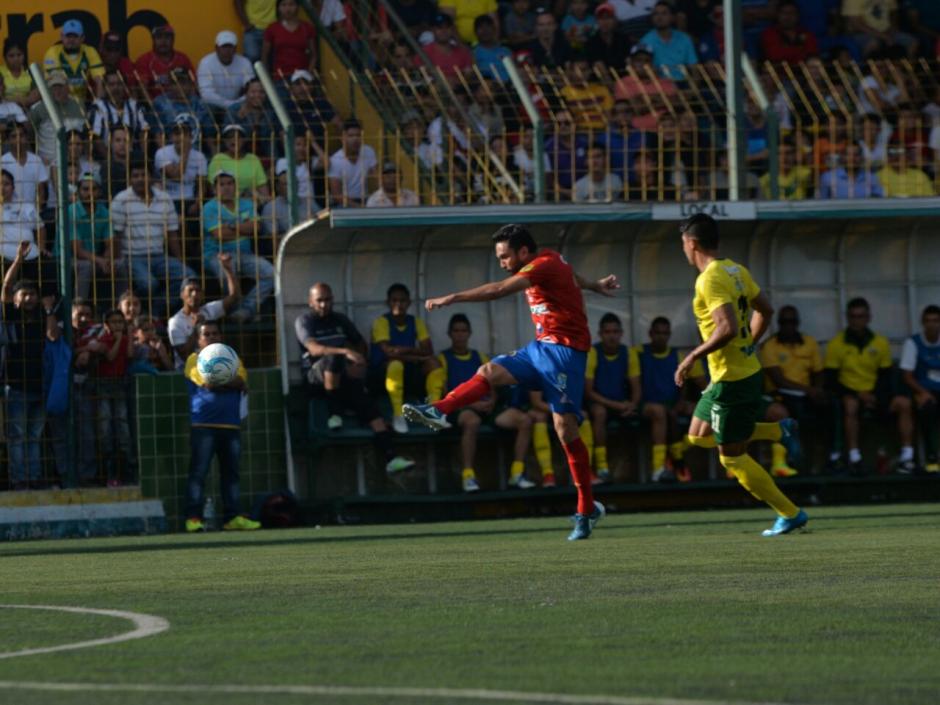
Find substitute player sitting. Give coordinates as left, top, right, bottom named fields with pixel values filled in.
left=675, top=214, right=807, bottom=537
left=585, top=312, right=639, bottom=483
left=403, top=224, right=619, bottom=540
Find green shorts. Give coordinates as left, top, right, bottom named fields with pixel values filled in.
left=693, top=371, right=765, bottom=445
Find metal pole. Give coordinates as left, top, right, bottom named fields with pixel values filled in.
left=723, top=0, right=745, bottom=201
left=254, top=62, right=299, bottom=226
left=30, top=62, right=75, bottom=486
left=502, top=56, right=545, bottom=203
left=741, top=54, right=779, bottom=199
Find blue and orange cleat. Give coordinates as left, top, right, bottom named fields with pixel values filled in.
left=761, top=509, right=808, bottom=537
left=402, top=403, right=451, bottom=431
left=567, top=500, right=605, bottom=541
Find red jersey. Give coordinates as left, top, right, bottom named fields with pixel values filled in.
left=97, top=332, right=131, bottom=378
left=515, top=249, right=591, bottom=352
left=264, top=21, right=317, bottom=78
left=134, top=50, right=194, bottom=96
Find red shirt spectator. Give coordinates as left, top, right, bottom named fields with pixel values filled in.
left=759, top=1, right=818, bottom=63
left=100, top=32, right=138, bottom=88
left=97, top=329, right=131, bottom=378
left=134, top=25, right=194, bottom=97
left=262, top=0, right=317, bottom=79
left=421, top=14, right=472, bottom=77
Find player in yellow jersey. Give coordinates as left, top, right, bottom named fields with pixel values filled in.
left=674, top=214, right=808, bottom=537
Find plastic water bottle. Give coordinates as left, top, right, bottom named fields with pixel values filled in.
left=203, top=497, right=216, bottom=531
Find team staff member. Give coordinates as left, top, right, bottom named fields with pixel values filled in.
left=824, top=297, right=915, bottom=475
left=900, top=305, right=940, bottom=473
left=675, top=213, right=806, bottom=537
left=183, top=321, right=261, bottom=533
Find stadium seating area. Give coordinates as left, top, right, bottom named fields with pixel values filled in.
left=1, top=0, right=940, bottom=493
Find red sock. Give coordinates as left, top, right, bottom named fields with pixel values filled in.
left=563, top=438, right=594, bottom=515
left=433, top=374, right=491, bottom=415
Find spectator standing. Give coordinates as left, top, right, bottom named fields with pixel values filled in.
left=760, top=1, right=820, bottom=62
left=28, top=71, right=85, bottom=165
left=900, top=305, right=940, bottom=474
left=366, top=162, right=420, bottom=207
left=878, top=145, right=935, bottom=197
left=95, top=308, right=133, bottom=486
left=438, top=0, right=499, bottom=46
left=134, top=25, right=195, bottom=98
left=328, top=119, right=378, bottom=206
left=130, top=314, right=173, bottom=374
left=262, top=0, right=317, bottom=80
left=640, top=2, right=699, bottom=79
left=198, top=31, right=255, bottom=111
left=1, top=123, right=49, bottom=210
left=295, top=282, right=415, bottom=472
left=201, top=173, right=273, bottom=322
left=71, top=298, right=103, bottom=484
left=183, top=321, right=261, bottom=532
left=88, top=70, right=149, bottom=155
left=1, top=39, right=39, bottom=109
left=43, top=19, right=104, bottom=103
left=527, top=10, right=575, bottom=69
left=1, top=242, right=59, bottom=490
left=424, top=14, right=474, bottom=79
left=167, top=254, right=241, bottom=367
left=208, top=124, right=271, bottom=202
left=573, top=145, right=623, bottom=202
left=109, top=161, right=196, bottom=317
left=234, top=0, right=278, bottom=62
left=824, top=297, right=915, bottom=475
left=98, top=32, right=137, bottom=89
left=67, top=172, right=112, bottom=299
left=585, top=3, right=632, bottom=70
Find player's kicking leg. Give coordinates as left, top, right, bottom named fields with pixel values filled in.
left=404, top=361, right=517, bottom=430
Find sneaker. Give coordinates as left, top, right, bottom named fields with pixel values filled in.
left=385, top=456, right=415, bottom=474
left=541, top=473, right=556, bottom=488
left=402, top=403, right=451, bottom=431
left=567, top=500, right=605, bottom=541
left=223, top=515, right=261, bottom=531
left=509, top=473, right=536, bottom=489
left=185, top=517, right=205, bottom=533
left=462, top=475, right=480, bottom=492
left=779, top=418, right=802, bottom=465
left=771, top=465, right=799, bottom=478
left=896, top=459, right=918, bottom=475
left=761, top=508, right=808, bottom=537
left=595, top=467, right=611, bottom=483
left=392, top=415, right=409, bottom=434
left=652, top=467, right=676, bottom=483
left=327, top=414, right=343, bottom=431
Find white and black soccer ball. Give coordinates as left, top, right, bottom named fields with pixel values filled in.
left=197, top=343, right=240, bottom=386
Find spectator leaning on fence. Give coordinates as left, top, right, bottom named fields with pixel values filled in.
left=198, top=30, right=255, bottom=111
left=1, top=241, right=60, bottom=491
left=95, top=308, right=134, bottom=487
left=167, top=253, right=242, bottom=368
left=183, top=320, right=261, bottom=533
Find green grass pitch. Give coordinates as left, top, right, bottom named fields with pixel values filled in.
left=1, top=503, right=938, bottom=705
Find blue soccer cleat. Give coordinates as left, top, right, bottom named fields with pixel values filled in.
left=779, top=418, right=802, bottom=465
left=402, top=403, right=451, bottom=431
left=762, top=508, right=808, bottom=537
left=567, top=501, right=605, bottom=541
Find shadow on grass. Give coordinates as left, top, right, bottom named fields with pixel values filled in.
left=1, top=508, right=938, bottom=559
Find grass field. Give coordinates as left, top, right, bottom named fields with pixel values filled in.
left=1, top=503, right=938, bottom=705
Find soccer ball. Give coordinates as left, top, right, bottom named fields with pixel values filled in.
left=197, top=343, right=239, bottom=385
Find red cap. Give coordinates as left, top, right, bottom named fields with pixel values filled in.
left=595, top=3, right=616, bottom=17
left=152, top=24, right=175, bottom=37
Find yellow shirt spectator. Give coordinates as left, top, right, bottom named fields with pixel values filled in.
left=561, top=85, right=613, bottom=130
left=245, top=0, right=278, bottom=29
left=824, top=330, right=892, bottom=392
left=439, top=0, right=499, bottom=45
left=0, top=65, right=34, bottom=104
left=842, top=0, right=896, bottom=33
left=877, top=167, right=935, bottom=198
left=760, top=166, right=812, bottom=200
left=693, top=259, right=762, bottom=382
left=760, top=334, right=823, bottom=390
left=43, top=43, right=104, bottom=102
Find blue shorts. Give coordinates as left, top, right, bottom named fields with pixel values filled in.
left=491, top=340, right=586, bottom=420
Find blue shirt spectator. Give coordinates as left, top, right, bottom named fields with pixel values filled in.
left=473, top=44, right=512, bottom=80
left=818, top=152, right=884, bottom=199
left=640, top=2, right=698, bottom=79
left=202, top=194, right=256, bottom=259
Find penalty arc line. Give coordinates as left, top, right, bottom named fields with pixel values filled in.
left=0, top=604, right=170, bottom=660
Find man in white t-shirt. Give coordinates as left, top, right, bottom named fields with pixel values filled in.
left=154, top=120, right=209, bottom=207
left=197, top=31, right=255, bottom=110
left=327, top=118, right=377, bottom=206
left=573, top=145, right=623, bottom=202
left=167, top=252, right=242, bottom=368
left=1, top=123, right=49, bottom=210
left=0, top=168, right=53, bottom=293
left=366, top=162, right=419, bottom=207
left=900, top=304, right=940, bottom=473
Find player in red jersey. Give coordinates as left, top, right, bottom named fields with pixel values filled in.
left=403, top=224, right=619, bottom=540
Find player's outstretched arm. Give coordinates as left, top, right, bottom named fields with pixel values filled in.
left=426, top=275, right=530, bottom=310
left=575, top=272, right=620, bottom=296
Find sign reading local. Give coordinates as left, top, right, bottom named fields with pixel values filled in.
left=651, top=202, right=758, bottom=221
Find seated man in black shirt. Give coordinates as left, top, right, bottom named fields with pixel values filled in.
left=294, top=282, right=414, bottom=475
left=2, top=241, right=61, bottom=490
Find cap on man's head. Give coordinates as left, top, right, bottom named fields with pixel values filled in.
left=215, top=30, right=238, bottom=47
left=275, top=161, right=289, bottom=176
left=630, top=43, right=654, bottom=56
left=62, top=19, right=84, bottom=37
left=290, top=69, right=314, bottom=83
left=102, top=31, right=122, bottom=49
left=152, top=24, right=175, bottom=37
left=79, top=171, right=101, bottom=185
left=222, top=123, right=247, bottom=136
left=381, top=161, right=398, bottom=174
left=213, top=168, right=237, bottom=181
left=595, top=2, right=616, bottom=17
left=46, top=70, right=68, bottom=87
left=431, top=13, right=453, bottom=27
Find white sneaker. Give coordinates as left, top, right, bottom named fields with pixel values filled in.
left=327, top=414, right=343, bottom=430
left=509, top=474, right=536, bottom=489
left=462, top=475, right=481, bottom=492
left=392, top=415, right=409, bottom=434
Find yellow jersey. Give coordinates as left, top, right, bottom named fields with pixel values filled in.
left=693, top=258, right=761, bottom=383
left=824, top=330, right=892, bottom=392
left=759, top=334, right=823, bottom=390
left=0, top=65, right=33, bottom=103
left=43, top=44, right=104, bottom=102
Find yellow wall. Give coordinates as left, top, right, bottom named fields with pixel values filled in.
left=2, top=1, right=241, bottom=66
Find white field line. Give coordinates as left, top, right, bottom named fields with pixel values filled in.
left=0, top=681, right=791, bottom=705
left=0, top=605, right=169, bottom=659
